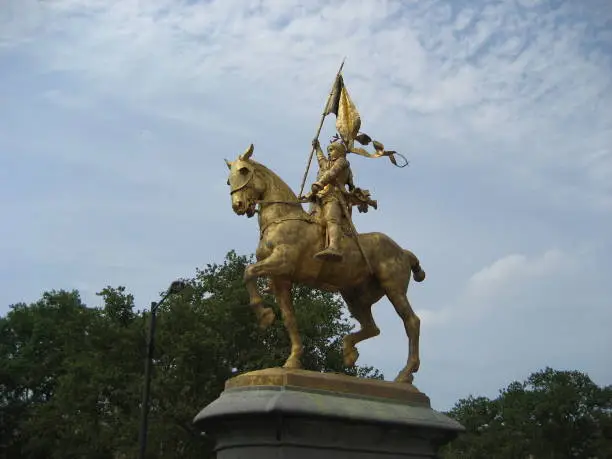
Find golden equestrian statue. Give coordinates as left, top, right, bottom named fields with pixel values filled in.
left=225, top=61, right=424, bottom=384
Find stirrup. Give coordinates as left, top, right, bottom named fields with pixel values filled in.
left=314, top=247, right=343, bottom=262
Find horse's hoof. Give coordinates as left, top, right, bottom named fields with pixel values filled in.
left=258, top=307, right=275, bottom=330
left=394, top=372, right=414, bottom=384
left=343, top=347, right=359, bottom=367
left=282, top=357, right=302, bottom=370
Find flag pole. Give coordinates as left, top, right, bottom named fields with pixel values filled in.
left=298, top=58, right=346, bottom=198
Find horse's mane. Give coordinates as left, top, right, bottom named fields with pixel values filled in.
left=250, top=160, right=299, bottom=202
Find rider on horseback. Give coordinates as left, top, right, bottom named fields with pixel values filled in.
left=309, top=138, right=354, bottom=262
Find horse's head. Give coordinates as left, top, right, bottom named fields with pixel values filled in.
left=225, top=144, right=265, bottom=218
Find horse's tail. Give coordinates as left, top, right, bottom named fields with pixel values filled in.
left=405, top=249, right=426, bottom=282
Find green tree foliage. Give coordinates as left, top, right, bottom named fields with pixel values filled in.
left=0, top=251, right=381, bottom=458
left=441, top=367, right=612, bottom=459
left=0, top=288, right=146, bottom=458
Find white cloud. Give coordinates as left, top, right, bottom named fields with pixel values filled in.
left=467, top=249, right=565, bottom=300
left=416, top=249, right=568, bottom=327
left=3, top=1, right=610, bottom=154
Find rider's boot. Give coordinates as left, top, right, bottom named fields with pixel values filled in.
left=314, top=223, right=343, bottom=262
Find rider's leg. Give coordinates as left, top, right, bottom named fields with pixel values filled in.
left=315, top=201, right=343, bottom=262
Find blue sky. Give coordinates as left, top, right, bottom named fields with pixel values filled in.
left=1, top=0, right=611, bottom=410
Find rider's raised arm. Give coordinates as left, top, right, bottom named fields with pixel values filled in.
left=313, top=140, right=326, bottom=167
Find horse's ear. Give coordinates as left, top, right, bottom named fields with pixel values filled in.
left=225, top=159, right=232, bottom=169
left=239, top=144, right=254, bottom=161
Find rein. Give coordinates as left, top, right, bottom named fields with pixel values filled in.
left=259, top=216, right=317, bottom=239
left=256, top=199, right=318, bottom=239
left=255, top=199, right=308, bottom=206
left=229, top=165, right=317, bottom=238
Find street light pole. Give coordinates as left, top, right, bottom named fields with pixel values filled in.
left=138, top=280, right=187, bottom=459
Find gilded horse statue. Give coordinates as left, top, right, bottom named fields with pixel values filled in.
left=226, top=144, right=426, bottom=383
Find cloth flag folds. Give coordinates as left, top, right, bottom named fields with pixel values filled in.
left=324, top=74, right=407, bottom=168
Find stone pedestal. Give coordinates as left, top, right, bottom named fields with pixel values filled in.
left=193, top=368, right=464, bottom=458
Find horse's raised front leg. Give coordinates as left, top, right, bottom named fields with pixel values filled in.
left=272, top=278, right=303, bottom=369
left=243, top=247, right=294, bottom=330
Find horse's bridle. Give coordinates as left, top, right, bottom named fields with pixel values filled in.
left=229, top=169, right=254, bottom=195
left=229, top=167, right=309, bottom=207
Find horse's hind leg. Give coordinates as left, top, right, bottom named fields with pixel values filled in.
left=384, top=287, right=421, bottom=384
left=341, top=285, right=384, bottom=367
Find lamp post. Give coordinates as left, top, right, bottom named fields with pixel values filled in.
left=138, top=280, right=188, bottom=459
